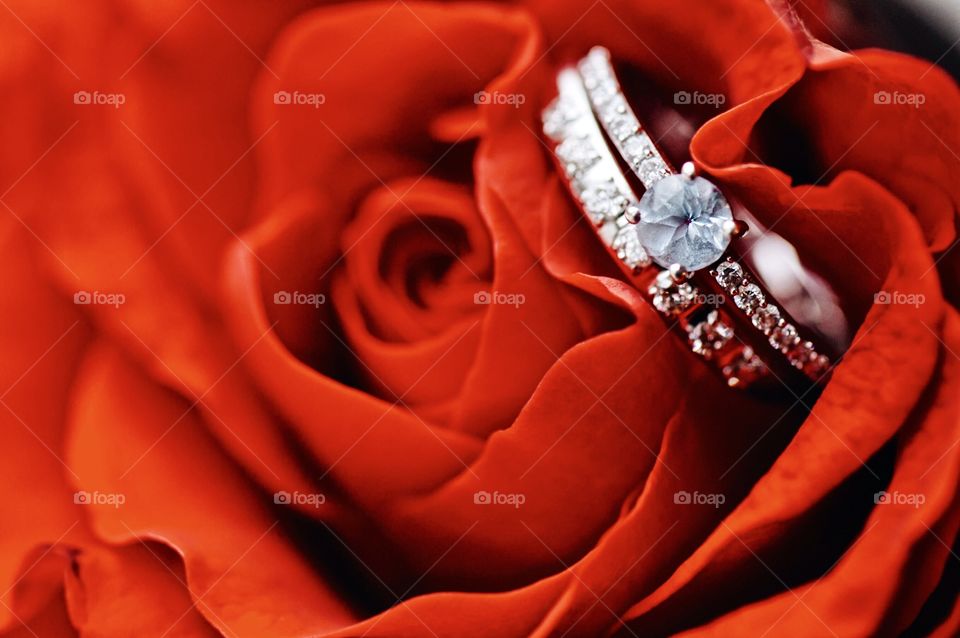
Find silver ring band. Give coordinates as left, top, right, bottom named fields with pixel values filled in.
left=543, top=47, right=839, bottom=389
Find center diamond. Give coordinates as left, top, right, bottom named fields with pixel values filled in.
left=634, top=174, right=733, bottom=271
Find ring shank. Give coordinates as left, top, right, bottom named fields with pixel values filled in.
left=543, top=48, right=848, bottom=389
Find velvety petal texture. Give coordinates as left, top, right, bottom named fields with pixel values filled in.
left=0, top=0, right=958, bottom=636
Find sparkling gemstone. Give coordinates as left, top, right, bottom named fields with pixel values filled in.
left=687, top=310, right=733, bottom=358
left=722, top=347, right=766, bottom=387
left=542, top=98, right=579, bottom=141
left=622, top=134, right=653, bottom=164
left=648, top=270, right=696, bottom=315
left=804, top=353, right=831, bottom=379
left=581, top=182, right=627, bottom=224
left=609, top=115, right=637, bottom=141
left=637, top=157, right=669, bottom=188
left=752, top=304, right=781, bottom=333
left=579, top=61, right=600, bottom=88
left=714, top=260, right=744, bottom=290
left=634, top=174, right=733, bottom=270
left=556, top=137, right=598, bottom=176
left=786, top=340, right=815, bottom=368
left=601, top=95, right=628, bottom=121
left=590, top=79, right=617, bottom=105
left=769, top=322, right=799, bottom=351
left=612, top=225, right=650, bottom=270
left=733, top=283, right=765, bottom=314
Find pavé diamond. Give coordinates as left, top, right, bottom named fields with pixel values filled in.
left=609, top=115, right=637, bottom=141
left=805, top=353, right=830, bottom=378
left=600, top=96, right=628, bottom=124
left=714, top=260, right=744, bottom=290
left=648, top=270, right=696, bottom=315
left=590, top=78, right=616, bottom=105
left=623, top=134, right=653, bottom=164
left=687, top=310, right=733, bottom=358
left=733, top=283, right=764, bottom=314
left=637, top=158, right=669, bottom=188
left=543, top=98, right=579, bottom=141
left=722, top=347, right=766, bottom=387
left=556, top=137, right=599, bottom=176
left=635, top=174, right=733, bottom=270
left=786, top=340, right=815, bottom=368
left=581, top=182, right=627, bottom=224
left=769, top=322, right=799, bottom=351
left=612, top=225, right=650, bottom=270
left=752, top=304, right=781, bottom=333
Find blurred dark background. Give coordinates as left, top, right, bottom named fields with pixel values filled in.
left=837, top=0, right=960, bottom=78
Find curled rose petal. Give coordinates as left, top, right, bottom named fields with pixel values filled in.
left=65, top=344, right=356, bottom=636
left=1, top=0, right=959, bottom=634
left=617, top=173, right=946, bottom=634
left=64, top=543, right=220, bottom=637
left=0, top=234, right=88, bottom=632
left=670, top=308, right=960, bottom=636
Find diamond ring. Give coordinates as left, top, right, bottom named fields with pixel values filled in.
left=542, top=47, right=848, bottom=389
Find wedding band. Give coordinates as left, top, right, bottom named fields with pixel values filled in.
left=542, top=47, right=844, bottom=389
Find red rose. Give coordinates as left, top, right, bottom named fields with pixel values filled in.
left=1, top=0, right=958, bottom=636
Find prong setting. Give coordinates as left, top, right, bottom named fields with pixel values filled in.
left=723, top=219, right=749, bottom=238
left=669, top=263, right=691, bottom=282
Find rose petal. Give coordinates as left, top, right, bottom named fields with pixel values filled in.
left=619, top=173, right=945, bottom=634
left=253, top=2, right=541, bottom=212
left=520, top=0, right=806, bottom=101
left=66, top=343, right=356, bottom=636
left=20, top=146, right=321, bottom=507
left=225, top=195, right=485, bottom=501
left=0, top=233, right=87, bottom=631
left=671, top=309, right=960, bottom=637
left=64, top=542, right=219, bottom=637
